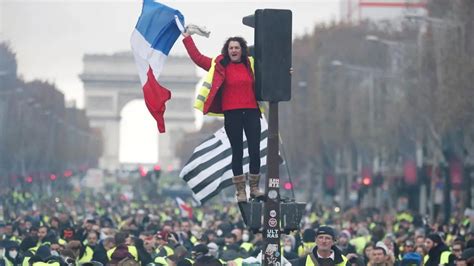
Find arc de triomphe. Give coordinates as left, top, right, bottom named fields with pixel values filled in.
left=80, top=52, right=199, bottom=170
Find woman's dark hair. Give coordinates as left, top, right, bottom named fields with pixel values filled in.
left=220, top=36, right=249, bottom=67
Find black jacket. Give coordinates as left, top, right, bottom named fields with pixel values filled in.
left=92, top=242, right=108, bottom=266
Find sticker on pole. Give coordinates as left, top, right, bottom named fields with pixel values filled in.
left=269, top=210, right=277, bottom=217
left=268, top=190, right=278, bottom=199
left=266, top=229, right=279, bottom=239
left=269, top=218, right=277, bottom=227
left=269, top=178, right=279, bottom=188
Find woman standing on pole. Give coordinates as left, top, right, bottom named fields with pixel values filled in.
left=181, top=30, right=264, bottom=203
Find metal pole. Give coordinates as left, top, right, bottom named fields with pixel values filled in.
left=443, top=162, right=451, bottom=224
left=262, top=102, right=281, bottom=266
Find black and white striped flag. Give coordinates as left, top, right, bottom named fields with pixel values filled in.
left=179, top=118, right=269, bottom=205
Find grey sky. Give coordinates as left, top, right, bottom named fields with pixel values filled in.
left=1, top=0, right=340, bottom=163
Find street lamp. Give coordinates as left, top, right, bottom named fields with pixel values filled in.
left=330, top=59, right=385, bottom=76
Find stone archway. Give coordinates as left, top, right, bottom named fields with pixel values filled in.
left=81, top=52, right=199, bottom=170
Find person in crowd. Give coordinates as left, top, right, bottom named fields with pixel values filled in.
left=76, top=220, right=96, bottom=243
left=0, top=241, right=20, bottom=266
left=337, top=230, right=357, bottom=256
left=298, top=228, right=317, bottom=257
left=291, top=225, right=349, bottom=266
left=424, top=233, right=456, bottom=266
left=155, top=231, right=174, bottom=258
left=282, top=235, right=299, bottom=260
left=455, top=248, right=474, bottom=266
left=92, top=236, right=115, bottom=266
left=107, top=232, right=139, bottom=265
left=402, top=240, right=415, bottom=257
left=368, top=246, right=392, bottom=266
left=362, top=242, right=375, bottom=264
left=452, top=240, right=465, bottom=261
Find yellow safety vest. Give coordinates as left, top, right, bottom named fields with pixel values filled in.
left=154, top=256, right=168, bottom=265
left=424, top=250, right=451, bottom=265
left=5, top=235, right=21, bottom=244
left=240, top=242, right=254, bottom=253
left=305, top=253, right=348, bottom=266
left=190, top=235, right=198, bottom=245
left=232, top=257, right=243, bottom=266
left=107, top=245, right=139, bottom=261
left=22, top=257, right=31, bottom=266
left=350, top=235, right=371, bottom=254
left=4, top=258, right=14, bottom=266
left=22, top=246, right=39, bottom=266
left=298, top=242, right=316, bottom=257
left=31, top=262, right=61, bottom=266
left=161, top=245, right=174, bottom=257
left=78, top=246, right=94, bottom=263
left=194, top=56, right=258, bottom=116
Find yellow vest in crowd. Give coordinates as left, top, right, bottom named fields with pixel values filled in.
left=424, top=250, right=452, bottom=265
left=78, top=245, right=94, bottom=263
left=305, top=253, right=348, bottom=266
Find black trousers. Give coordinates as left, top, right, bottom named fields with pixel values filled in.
left=224, top=108, right=261, bottom=176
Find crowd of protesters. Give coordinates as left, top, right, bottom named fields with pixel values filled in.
left=1, top=185, right=474, bottom=266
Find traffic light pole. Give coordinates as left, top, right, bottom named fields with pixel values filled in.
left=262, top=102, right=281, bottom=266
left=241, top=9, right=296, bottom=265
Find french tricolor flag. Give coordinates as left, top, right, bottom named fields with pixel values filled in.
left=131, top=0, right=185, bottom=133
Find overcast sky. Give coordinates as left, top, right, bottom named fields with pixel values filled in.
left=1, top=0, right=340, bottom=164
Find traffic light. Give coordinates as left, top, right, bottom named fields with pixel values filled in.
left=138, top=166, right=147, bottom=177
left=283, top=182, right=293, bottom=190
left=243, top=9, right=292, bottom=102
left=361, top=167, right=372, bottom=186
left=362, top=176, right=372, bottom=186
left=63, top=170, right=73, bottom=177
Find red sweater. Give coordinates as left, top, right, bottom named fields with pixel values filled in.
left=183, top=36, right=257, bottom=112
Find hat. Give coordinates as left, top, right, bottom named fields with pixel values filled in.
left=36, top=245, right=52, bottom=260
left=339, top=230, right=351, bottom=239
left=207, top=242, right=218, bottom=252
left=192, top=244, right=209, bottom=257
left=357, top=227, right=370, bottom=236
left=376, top=241, right=389, bottom=255
left=316, top=226, right=336, bottom=240
left=302, top=228, right=316, bottom=242
left=461, top=248, right=474, bottom=260
left=156, top=231, right=169, bottom=241
left=402, top=252, right=422, bottom=265
left=427, top=233, right=443, bottom=245
left=3, top=240, right=19, bottom=250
